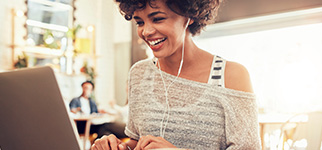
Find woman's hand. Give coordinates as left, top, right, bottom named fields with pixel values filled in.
left=134, top=135, right=176, bottom=150
left=91, top=134, right=127, bottom=150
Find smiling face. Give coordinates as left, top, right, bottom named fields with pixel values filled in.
left=133, top=0, right=190, bottom=59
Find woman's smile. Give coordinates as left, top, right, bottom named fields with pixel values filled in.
left=147, top=37, right=167, bottom=51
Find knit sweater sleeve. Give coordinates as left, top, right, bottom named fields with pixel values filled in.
left=124, top=61, right=141, bottom=140
left=219, top=89, right=261, bottom=150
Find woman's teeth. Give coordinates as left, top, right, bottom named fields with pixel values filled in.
left=148, top=38, right=166, bottom=46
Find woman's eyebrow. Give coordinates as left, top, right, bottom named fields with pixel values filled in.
left=148, top=11, right=166, bottom=18
left=133, top=11, right=166, bottom=20
left=133, top=16, right=141, bottom=20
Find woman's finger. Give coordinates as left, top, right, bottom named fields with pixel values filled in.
left=118, top=142, right=128, bottom=150
left=107, top=134, right=119, bottom=150
left=134, top=136, right=145, bottom=150
left=135, top=135, right=157, bottom=150
left=93, top=137, right=109, bottom=150
left=140, top=135, right=155, bottom=150
left=142, top=142, right=159, bottom=150
left=91, top=143, right=97, bottom=150
left=91, top=142, right=106, bottom=150
left=91, top=134, right=123, bottom=150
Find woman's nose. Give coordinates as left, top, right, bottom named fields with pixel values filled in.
left=142, top=24, right=156, bottom=37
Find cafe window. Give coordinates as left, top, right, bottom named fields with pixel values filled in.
left=194, top=7, right=322, bottom=113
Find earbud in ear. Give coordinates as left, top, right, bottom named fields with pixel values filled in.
left=185, top=18, right=190, bottom=29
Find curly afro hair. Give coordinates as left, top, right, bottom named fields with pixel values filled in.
left=115, top=0, right=221, bottom=36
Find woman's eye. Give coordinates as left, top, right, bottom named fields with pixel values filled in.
left=153, top=17, right=165, bottom=22
left=136, top=21, right=144, bottom=26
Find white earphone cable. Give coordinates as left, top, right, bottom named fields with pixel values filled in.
left=159, top=18, right=190, bottom=138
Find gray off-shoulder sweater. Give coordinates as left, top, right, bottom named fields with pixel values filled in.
left=125, top=59, right=261, bottom=150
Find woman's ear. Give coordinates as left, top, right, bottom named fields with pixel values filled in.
left=188, top=19, right=194, bottom=25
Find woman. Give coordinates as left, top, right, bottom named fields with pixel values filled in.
left=92, top=0, right=260, bottom=149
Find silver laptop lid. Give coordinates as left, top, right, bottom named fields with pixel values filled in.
left=0, top=66, right=80, bottom=150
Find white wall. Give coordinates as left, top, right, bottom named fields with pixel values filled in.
left=112, top=3, right=132, bottom=106
left=113, top=3, right=132, bottom=44
left=94, top=0, right=115, bottom=108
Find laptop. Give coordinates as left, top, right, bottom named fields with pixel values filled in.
left=0, top=66, right=81, bottom=150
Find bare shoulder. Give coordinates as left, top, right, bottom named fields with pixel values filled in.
left=224, top=61, right=253, bottom=93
